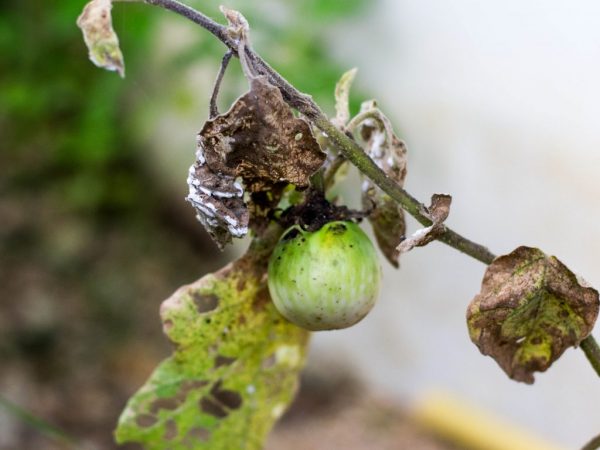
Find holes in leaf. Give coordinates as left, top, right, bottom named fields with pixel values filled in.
left=211, top=382, right=242, bottom=410
left=214, top=355, right=236, bottom=368
left=199, top=381, right=243, bottom=418
left=200, top=397, right=228, bottom=418
left=192, top=292, right=219, bottom=314
left=135, top=414, right=158, bottom=428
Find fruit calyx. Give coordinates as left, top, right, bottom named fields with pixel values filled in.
left=278, top=189, right=366, bottom=233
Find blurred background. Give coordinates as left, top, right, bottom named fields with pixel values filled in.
left=1, top=0, right=599, bottom=449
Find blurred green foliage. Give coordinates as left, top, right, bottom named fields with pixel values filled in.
left=0, top=0, right=367, bottom=447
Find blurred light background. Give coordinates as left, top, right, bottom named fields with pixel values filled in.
left=1, top=0, right=599, bottom=449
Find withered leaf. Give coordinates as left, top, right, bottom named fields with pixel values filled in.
left=77, top=0, right=125, bottom=77
left=467, top=246, right=599, bottom=384
left=333, top=68, right=357, bottom=128
left=199, top=76, right=325, bottom=190
left=359, top=104, right=408, bottom=267
left=186, top=150, right=249, bottom=250
left=397, top=194, right=451, bottom=254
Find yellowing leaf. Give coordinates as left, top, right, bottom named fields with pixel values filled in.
left=77, top=0, right=125, bottom=77
left=467, top=246, right=599, bottom=383
left=115, top=236, right=309, bottom=449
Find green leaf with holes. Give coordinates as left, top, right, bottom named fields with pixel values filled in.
left=115, top=241, right=309, bottom=449
left=467, top=246, right=599, bottom=384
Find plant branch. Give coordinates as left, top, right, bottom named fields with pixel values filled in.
left=209, top=50, right=232, bottom=118
left=141, top=0, right=600, bottom=378
left=582, top=432, right=600, bottom=450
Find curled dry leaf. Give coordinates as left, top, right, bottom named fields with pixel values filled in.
left=186, top=153, right=249, bottom=249
left=187, top=76, right=325, bottom=248
left=77, top=0, right=125, bottom=77
left=332, top=68, right=357, bottom=128
left=467, top=246, right=599, bottom=384
left=358, top=103, right=408, bottom=267
left=397, top=193, right=452, bottom=254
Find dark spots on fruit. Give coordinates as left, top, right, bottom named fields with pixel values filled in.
left=192, top=292, right=219, bottom=314
left=531, top=337, right=542, bottom=345
left=349, top=244, right=354, bottom=248
left=328, top=223, right=347, bottom=235
left=136, top=414, right=158, bottom=428
left=277, top=256, right=281, bottom=261
left=205, top=318, right=212, bottom=324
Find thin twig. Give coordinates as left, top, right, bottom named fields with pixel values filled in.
left=582, top=432, right=600, bottom=450
left=141, top=0, right=600, bottom=377
left=209, top=51, right=232, bottom=118
left=581, top=335, right=600, bottom=377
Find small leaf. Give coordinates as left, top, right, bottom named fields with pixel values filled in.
left=115, top=240, right=309, bottom=449
left=199, top=77, right=325, bottom=190
left=397, top=193, right=452, bottom=254
left=333, top=68, right=357, bottom=127
left=358, top=104, right=408, bottom=267
left=467, top=246, right=599, bottom=383
left=77, top=0, right=125, bottom=77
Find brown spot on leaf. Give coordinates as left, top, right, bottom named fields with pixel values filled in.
left=214, top=355, right=236, bottom=368
left=150, top=397, right=180, bottom=414
left=135, top=414, right=157, bottom=428
left=163, top=420, right=177, bottom=441
left=186, top=427, right=211, bottom=442
left=192, top=292, right=219, bottom=314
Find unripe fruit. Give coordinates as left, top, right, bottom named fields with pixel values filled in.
left=267, top=221, right=381, bottom=331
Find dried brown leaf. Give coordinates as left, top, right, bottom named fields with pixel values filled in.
left=199, top=77, right=325, bottom=190
left=397, top=194, right=452, bottom=254
left=186, top=156, right=248, bottom=250
left=333, top=68, right=357, bottom=128
left=359, top=105, right=408, bottom=267
left=77, top=0, right=125, bottom=77
left=467, top=246, right=599, bottom=383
